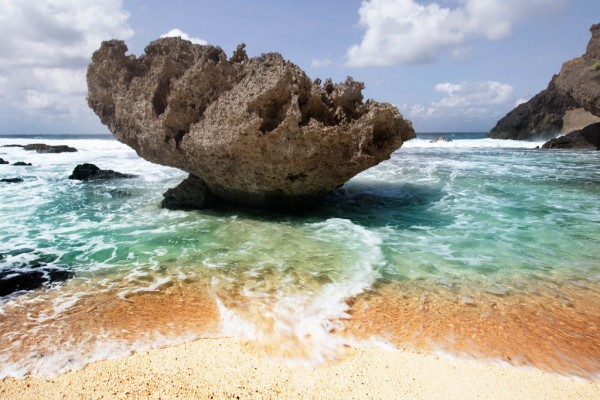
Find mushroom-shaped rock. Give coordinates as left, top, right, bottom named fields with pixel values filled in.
left=87, top=38, right=415, bottom=208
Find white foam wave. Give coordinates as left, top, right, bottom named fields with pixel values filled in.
left=215, top=218, right=384, bottom=365
left=402, top=138, right=544, bottom=149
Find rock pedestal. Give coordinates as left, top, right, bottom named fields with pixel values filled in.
left=87, top=39, right=415, bottom=209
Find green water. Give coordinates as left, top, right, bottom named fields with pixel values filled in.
left=1, top=137, right=599, bottom=376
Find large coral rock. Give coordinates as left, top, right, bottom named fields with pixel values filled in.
left=87, top=39, right=415, bottom=208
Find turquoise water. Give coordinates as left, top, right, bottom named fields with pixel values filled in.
left=1, top=135, right=599, bottom=377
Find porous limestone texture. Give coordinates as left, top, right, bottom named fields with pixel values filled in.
left=87, top=39, right=415, bottom=208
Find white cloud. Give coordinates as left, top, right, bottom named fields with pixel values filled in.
left=0, top=0, right=133, bottom=119
left=435, top=81, right=514, bottom=107
left=160, top=28, right=207, bottom=45
left=347, top=0, right=570, bottom=66
left=407, top=81, right=514, bottom=119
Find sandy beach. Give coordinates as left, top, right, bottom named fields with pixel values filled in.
left=1, top=338, right=598, bottom=400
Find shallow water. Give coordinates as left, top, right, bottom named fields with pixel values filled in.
left=1, top=134, right=599, bottom=378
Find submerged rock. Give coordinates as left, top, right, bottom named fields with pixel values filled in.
left=87, top=38, right=415, bottom=208
left=490, top=24, right=600, bottom=140
left=13, top=161, right=32, bottom=166
left=542, top=122, right=600, bottom=150
left=23, top=143, right=77, bottom=153
left=69, top=163, right=136, bottom=181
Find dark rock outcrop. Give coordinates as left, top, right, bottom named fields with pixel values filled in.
left=542, top=122, right=600, bottom=149
left=490, top=23, right=600, bottom=140
left=0, top=158, right=8, bottom=164
left=0, top=264, right=74, bottom=297
left=13, top=161, right=32, bottom=166
left=23, top=143, right=77, bottom=153
left=1, top=178, right=23, bottom=183
left=489, top=76, right=579, bottom=140
left=161, top=174, right=218, bottom=210
left=87, top=38, right=415, bottom=209
left=69, top=163, right=136, bottom=181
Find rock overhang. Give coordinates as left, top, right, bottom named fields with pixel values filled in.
left=87, top=38, right=415, bottom=209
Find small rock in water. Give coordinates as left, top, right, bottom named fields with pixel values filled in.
left=13, top=161, right=32, bottom=166
left=1, top=177, right=24, bottom=183
left=23, top=143, right=77, bottom=153
left=69, top=163, right=136, bottom=181
left=429, top=136, right=453, bottom=143
left=0, top=158, right=8, bottom=164
left=0, top=264, right=75, bottom=297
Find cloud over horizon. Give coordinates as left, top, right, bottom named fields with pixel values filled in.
left=347, top=0, right=570, bottom=66
left=405, top=81, right=515, bottom=128
left=0, top=0, right=133, bottom=121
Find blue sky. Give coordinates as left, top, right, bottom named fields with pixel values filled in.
left=0, top=0, right=597, bottom=134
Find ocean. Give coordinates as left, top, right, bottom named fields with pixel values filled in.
left=1, top=133, right=599, bottom=379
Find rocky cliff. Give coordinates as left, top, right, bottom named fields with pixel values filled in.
left=87, top=39, right=415, bottom=209
left=488, top=76, right=579, bottom=140
left=554, top=24, right=600, bottom=117
left=489, top=24, right=600, bottom=140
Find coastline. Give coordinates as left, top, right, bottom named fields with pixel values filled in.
left=1, top=338, right=598, bottom=400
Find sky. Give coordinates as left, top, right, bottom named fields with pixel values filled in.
left=0, top=0, right=597, bottom=134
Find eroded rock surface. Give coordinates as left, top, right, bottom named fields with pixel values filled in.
left=87, top=39, right=415, bottom=208
left=555, top=24, right=600, bottom=117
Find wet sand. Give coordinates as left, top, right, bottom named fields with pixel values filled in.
left=344, top=280, right=600, bottom=379
left=1, top=277, right=599, bottom=398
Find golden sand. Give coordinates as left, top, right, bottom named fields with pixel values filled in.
left=1, top=277, right=599, bottom=398
left=1, top=337, right=599, bottom=400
